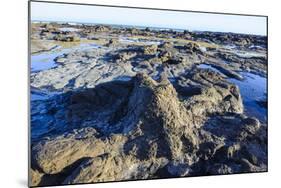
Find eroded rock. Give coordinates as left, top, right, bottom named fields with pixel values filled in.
left=30, top=22, right=267, bottom=186
left=31, top=74, right=266, bottom=186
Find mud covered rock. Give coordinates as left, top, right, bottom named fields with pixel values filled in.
left=177, top=68, right=244, bottom=116
left=53, top=34, right=80, bottom=42
left=30, top=22, right=267, bottom=186
left=184, top=42, right=202, bottom=54
left=31, top=40, right=58, bottom=54
left=106, top=38, right=119, bottom=47
left=143, top=44, right=158, bottom=55
left=94, top=25, right=110, bottom=32
left=31, top=74, right=266, bottom=186
left=114, top=51, right=137, bottom=63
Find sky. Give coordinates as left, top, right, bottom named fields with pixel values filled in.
left=30, top=1, right=267, bottom=36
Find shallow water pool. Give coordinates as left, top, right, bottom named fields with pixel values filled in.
left=31, top=43, right=101, bottom=72
left=229, top=72, right=267, bottom=123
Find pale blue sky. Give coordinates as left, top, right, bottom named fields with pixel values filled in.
left=31, top=1, right=267, bottom=35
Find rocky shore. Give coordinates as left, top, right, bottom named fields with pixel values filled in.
left=30, top=22, right=267, bottom=186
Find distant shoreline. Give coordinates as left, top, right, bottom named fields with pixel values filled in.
left=31, top=20, right=266, bottom=37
